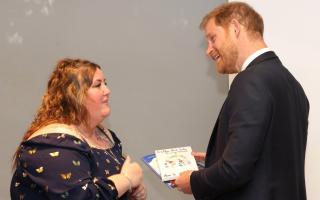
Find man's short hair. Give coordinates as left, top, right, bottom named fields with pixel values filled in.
left=200, top=2, right=264, bottom=37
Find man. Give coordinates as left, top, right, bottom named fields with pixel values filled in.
left=175, top=2, right=309, bottom=200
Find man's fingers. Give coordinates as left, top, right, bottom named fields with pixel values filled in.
left=192, top=152, right=206, bottom=161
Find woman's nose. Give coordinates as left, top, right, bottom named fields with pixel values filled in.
left=103, top=85, right=111, bottom=95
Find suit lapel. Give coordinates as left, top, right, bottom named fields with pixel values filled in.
left=205, top=99, right=228, bottom=166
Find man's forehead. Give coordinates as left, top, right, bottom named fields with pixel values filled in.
left=205, top=20, right=218, bottom=34
left=204, top=19, right=227, bottom=36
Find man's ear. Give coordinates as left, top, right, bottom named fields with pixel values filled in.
left=230, top=19, right=241, bottom=38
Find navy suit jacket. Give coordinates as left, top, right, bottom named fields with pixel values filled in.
left=190, top=51, right=309, bottom=200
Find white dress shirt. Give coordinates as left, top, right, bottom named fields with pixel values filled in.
left=241, top=48, right=271, bottom=71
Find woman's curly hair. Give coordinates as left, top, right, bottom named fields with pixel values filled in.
left=12, top=58, right=101, bottom=169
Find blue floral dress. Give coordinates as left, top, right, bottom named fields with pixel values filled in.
left=10, top=130, right=129, bottom=200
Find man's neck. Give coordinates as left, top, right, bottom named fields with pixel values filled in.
left=237, top=38, right=267, bottom=71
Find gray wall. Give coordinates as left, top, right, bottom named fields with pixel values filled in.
left=0, top=0, right=227, bottom=199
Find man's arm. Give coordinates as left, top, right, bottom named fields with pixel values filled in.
left=191, top=73, right=273, bottom=199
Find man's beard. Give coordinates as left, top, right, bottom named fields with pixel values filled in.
left=217, top=40, right=239, bottom=74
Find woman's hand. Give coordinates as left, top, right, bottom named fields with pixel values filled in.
left=130, top=183, right=147, bottom=200
left=110, top=156, right=143, bottom=197
left=121, top=156, right=143, bottom=188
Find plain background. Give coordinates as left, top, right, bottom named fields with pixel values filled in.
left=0, top=0, right=227, bottom=200
left=230, top=0, right=320, bottom=199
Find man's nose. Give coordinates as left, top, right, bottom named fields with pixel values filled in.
left=206, top=42, right=214, bottom=56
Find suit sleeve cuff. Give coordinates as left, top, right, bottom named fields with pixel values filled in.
left=190, top=170, right=212, bottom=199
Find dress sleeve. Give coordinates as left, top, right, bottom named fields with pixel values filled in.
left=20, top=136, right=119, bottom=200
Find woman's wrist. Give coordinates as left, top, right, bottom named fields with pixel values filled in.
left=121, top=172, right=132, bottom=192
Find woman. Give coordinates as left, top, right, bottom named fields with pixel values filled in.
left=11, top=58, right=147, bottom=200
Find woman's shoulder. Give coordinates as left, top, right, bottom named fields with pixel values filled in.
left=23, top=123, right=90, bottom=152
left=27, top=123, right=83, bottom=141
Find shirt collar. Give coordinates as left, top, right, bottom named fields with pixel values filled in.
left=241, top=47, right=271, bottom=71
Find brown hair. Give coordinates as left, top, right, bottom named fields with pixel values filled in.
left=12, top=58, right=101, bottom=169
left=200, top=2, right=264, bottom=37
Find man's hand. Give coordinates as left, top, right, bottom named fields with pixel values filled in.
left=174, top=170, right=194, bottom=194
left=192, top=152, right=206, bottom=161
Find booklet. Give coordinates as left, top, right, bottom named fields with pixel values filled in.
left=142, top=153, right=175, bottom=188
left=155, top=146, right=199, bottom=181
left=142, top=146, right=201, bottom=188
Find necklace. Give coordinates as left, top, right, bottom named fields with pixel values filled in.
left=74, top=126, right=112, bottom=149
left=95, top=128, right=114, bottom=147
left=105, top=148, right=121, bottom=165
left=74, top=125, right=122, bottom=165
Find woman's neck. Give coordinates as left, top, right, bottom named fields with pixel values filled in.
left=77, top=123, right=96, bottom=138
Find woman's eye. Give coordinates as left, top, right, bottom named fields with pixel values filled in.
left=93, top=83, right=101, bottom=88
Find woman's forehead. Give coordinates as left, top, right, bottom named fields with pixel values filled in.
left=92, top=68, right=105, bottom=80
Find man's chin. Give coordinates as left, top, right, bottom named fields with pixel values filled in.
left=217, top=64, right=239, bottom=74
left=217, top=65, right=229, bottom=74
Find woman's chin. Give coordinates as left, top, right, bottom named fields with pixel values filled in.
left=102, top=109, right=111, bottom=118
